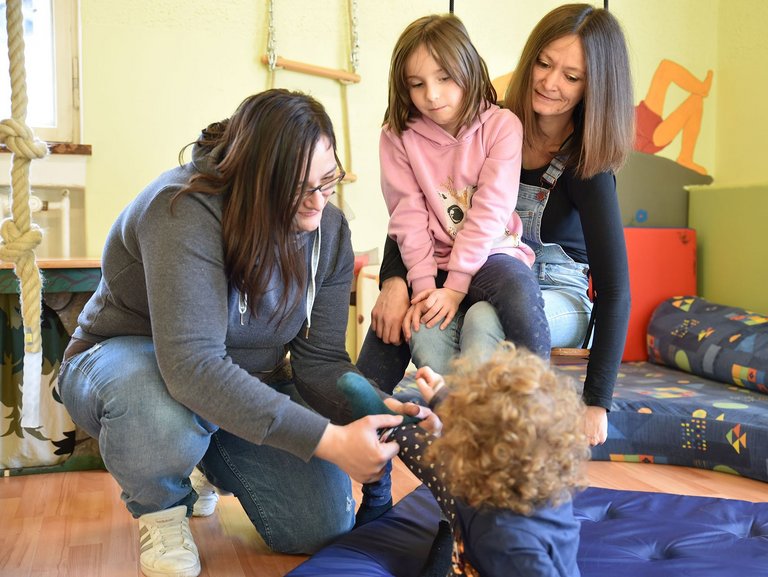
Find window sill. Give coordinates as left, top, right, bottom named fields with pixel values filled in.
left=0, top=145, right=89, bottom=188
left=1, top=143, right=92, bottom=155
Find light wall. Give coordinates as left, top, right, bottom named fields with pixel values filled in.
left=79, top=0, right=572, bottom=258
left=78, top=0, right=764, bottom=309
left=688, top=184, right=768, bottom=313
left=80, top=1, right=712, bottom=256
left=714, top=1, right=768, bottom=184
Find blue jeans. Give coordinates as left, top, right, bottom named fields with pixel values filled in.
left=356, top=329, right=410, bottom=394
left=410, top=255, right=551, bottom=372
left=535, top=260, right=593, bottom=348
left=59, top=335, right=354, bottom=554
left=409, top=260, right=592, bottom=371
left=409, top=301, right=504, bottom=374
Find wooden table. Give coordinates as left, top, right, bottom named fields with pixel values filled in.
left=0, top=258, right=101, bottom=294
left=0, top=259, right=103, bottom=472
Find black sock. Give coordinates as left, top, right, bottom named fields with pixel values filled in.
left=419, top=519, right=453, bottom=577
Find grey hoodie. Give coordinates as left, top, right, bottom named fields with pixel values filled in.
left=73, top=145, right=363, bottom=461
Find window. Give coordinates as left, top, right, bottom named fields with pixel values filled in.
left=0, top=0, right=79, bottom=143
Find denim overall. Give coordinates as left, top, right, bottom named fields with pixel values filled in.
left=516, top=156, right=593, bottom=348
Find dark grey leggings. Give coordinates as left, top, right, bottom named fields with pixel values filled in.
left=390, top=423, right=457, bottom=525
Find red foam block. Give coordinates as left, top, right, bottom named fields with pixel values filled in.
left=623, top=227, right=697, bottom=361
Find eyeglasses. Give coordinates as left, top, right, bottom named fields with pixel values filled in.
left=302, top=154, right=346, bottom=199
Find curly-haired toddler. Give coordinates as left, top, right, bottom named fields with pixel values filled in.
left=340, top=343, right=589, bottom=576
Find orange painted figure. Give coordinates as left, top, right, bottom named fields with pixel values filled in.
left=634, top=59, right=713, bottom=175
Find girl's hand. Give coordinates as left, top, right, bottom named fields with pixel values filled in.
left=411, top=287, right=465, bottom=330
left=584, top=405, right=608, bottom=446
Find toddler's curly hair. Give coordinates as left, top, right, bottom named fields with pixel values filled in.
left=425, top=343, right=590, bottom=515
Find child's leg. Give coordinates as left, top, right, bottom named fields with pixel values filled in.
left=408, top=313, right=463, bottom=373
left=335, top=372, right=457, bottom=524
left=336, top=372, right=422, bottom=527
left=393, top=424, right=457, bottom=524
left=461, top=287, right=592, bottom=353
left=356, top=460, right=393, bottom=527
left=467, top=255, right=551, bottom=359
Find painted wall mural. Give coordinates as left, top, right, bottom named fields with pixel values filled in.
left=635, top=59, right=713, bottom=176
left=609, top=0, right=718, bottom=229
left=617, top=58, right=715, bottom=228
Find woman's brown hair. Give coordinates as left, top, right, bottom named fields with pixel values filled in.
left=174, top=89, right=337, bottom=321
left=505, top=3, right=634, bottom=178
left=384, top=13, right=496, bottom=136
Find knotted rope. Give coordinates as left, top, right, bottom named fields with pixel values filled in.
left=0, top=0, right=49, bottom=428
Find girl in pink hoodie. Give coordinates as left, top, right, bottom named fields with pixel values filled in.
left=380, top=13, right=550, bottom=372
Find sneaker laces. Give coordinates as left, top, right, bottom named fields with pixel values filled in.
left=147, top=516, right=195, bottom=554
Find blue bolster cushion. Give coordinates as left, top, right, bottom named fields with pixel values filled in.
left=647, top=296, right=768, bottom=394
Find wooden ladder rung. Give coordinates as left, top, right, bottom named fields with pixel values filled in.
left=261, top=55, right=361, bottom=84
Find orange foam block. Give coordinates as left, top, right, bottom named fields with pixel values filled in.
left=623, top=228, right=697, bottom=361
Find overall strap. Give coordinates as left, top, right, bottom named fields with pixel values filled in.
left=540, top=155, right=567, bottom=191
left=540, top=154, right=596, bottom=351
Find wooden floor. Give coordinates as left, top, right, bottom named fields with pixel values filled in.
left=2, top=459, right=766, bottom=577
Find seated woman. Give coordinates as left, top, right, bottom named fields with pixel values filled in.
left=358, top=2, right=634, bottom=449
left=340, top=343, right=590, bottom=577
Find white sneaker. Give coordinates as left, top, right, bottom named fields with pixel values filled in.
left=190, top=468, right=219, bottom=517
left=138, top=505, right=201, bottom=577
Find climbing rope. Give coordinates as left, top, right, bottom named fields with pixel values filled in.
left=266, top=0, right=277, bottom=89
left=0, top=0, right=48, bottom=429
left=348, top=0, right=360, bottom=74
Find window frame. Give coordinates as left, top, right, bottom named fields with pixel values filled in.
left=1, top=0, right=80, bottom=143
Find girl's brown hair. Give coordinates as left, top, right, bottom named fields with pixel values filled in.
left=505, top=3, right=634, bottom=178
left=384, top=13, right=496, bottom=136
left=175, top=89, right=337, bottom=321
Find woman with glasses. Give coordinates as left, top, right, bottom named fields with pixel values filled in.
left=57, top=89, right=431, bottom=577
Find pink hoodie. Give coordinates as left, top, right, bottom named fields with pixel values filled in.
left=381, top=103, right=534, bottom=295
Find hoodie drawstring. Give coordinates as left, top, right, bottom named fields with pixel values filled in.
left=305, top=225, right=321, bottom=338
